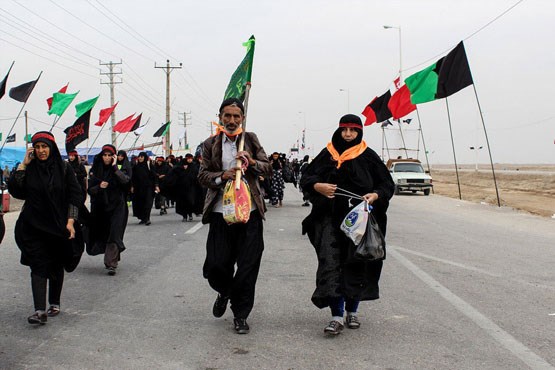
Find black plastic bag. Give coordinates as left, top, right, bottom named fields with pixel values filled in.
left=354, top=213, right=385, bottom=261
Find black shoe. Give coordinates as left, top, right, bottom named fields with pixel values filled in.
left=138, top=220, right=145, bottom=225
left=302, top=202, right=310, bottom=207
left=187, top=215, right=193, bottom=222
left=145, top=220, right=151, bottom=226
left=233, top=318, right=249, bottom=334
left=212, top=294, right=229, bottom=318
left=28, top=311, right=47, bottom=325
left=107, top=267, right=116, bottom=276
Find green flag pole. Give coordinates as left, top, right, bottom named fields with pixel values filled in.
left=234, top=83, right=252, bottom=190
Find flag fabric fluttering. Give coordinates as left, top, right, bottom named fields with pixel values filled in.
left=381, top=120, right=393, bottom=128
left=112, top=114, right=136, bottom=133
left=64, top=109, right=92, bottom=152
left=388, top=84, right=416, bottom=119
left=94, top=102, right=118, bottom=126
left=9, top=76, right=40, bottom=103
left=75, top=96, right=99, bottom=118
left=6, top=133, right=16, bottom=143
left=223, top=35, right=255, bottom=101
left=24, top=134, right=32, bottom=143
left=133, top=124, right=146, bottom=136
left=46, top=84, right=69, bottom=110
left=362, top=91, right=392, bottom=126
left=47, top=91, right=78, bottom=116
left=403, top=118, right=412, bottom=124
left=0, top=63, right=14, bottom=101
left=405, top=41, right=473, bottom=104
left=362, top=77, right=416, bottom=125
left=129, top=113, right=142, bottom=132
left=153, top=121, right=171, bottom=137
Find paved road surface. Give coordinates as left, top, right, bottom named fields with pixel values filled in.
left=0, top=187, right=553, bottom=369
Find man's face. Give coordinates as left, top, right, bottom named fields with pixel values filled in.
left=219, top=105, right=244, bottom=134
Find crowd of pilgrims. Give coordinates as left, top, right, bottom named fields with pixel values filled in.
left=6, top=133, right=304, bottom=325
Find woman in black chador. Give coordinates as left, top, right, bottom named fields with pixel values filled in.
left=87, top=145, right=131, bottom=276
left=67, top=150, right=87, bottom=201
left=131, top=152, right=158, bottom=225
left=300, top=114, right=394, bottom=335
left=163, top=153, right=201, bottom=222
left=8, top=132, right=83, bottom=325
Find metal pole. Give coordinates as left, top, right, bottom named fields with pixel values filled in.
left=445, top=98, right=462, bottom=200
left=416, top=108, right=434, bottom=194
left=397, top=120, right=409, bottom=158
left=25, top=111, right=29, bottom=149
left=472, top=84, right=501, bottom=207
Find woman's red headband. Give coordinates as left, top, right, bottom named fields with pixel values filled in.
left=102, top=145, right=116, bottom=155
left=31, top=133, right=55, bottom=143
left=339, top=123, right=362, bottom=128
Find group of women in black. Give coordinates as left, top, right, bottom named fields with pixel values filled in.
left=9, top=114, right=394, bottom=336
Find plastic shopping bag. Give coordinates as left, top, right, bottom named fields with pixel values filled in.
left=222, top=178, right=252, bottom=224
left=340, top=201, right=369, bottom=246
left=354, top=213, right=385, bottom=261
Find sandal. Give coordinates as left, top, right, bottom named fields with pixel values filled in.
left=47, top=306, right=60, bottom=317
left=28, top=311, right=47, bottom=325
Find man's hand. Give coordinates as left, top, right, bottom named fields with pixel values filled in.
left=222, top=167, right=241, bottom=181
left=314, top=182, right=337, bottom=198
left=237, top=151, right=255, bottom=166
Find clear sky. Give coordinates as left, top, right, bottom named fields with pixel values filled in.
left=1, top=0, right=553, bottom=164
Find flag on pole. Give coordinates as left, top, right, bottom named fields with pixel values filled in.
left=94, top=102, right=118, bottom=126
left=133, top=124, right=146, bottom=136
left=113, top=114, right=136, bottom=133
left=47, top=91, right=79, bottom=116
left=129, top=113, right=142, bottom=132
left=223, top=35, right=255, bottom=101
left=6, top=133, right=16, bottom=143
left=64, top=109, right=92, bottom=152
left=405, top=41, right=473, bottom=104
left=362, top=91, right=392, bottom=126
left=9, top=76, right=40, bottom=103
left=0, top=62, right=14, bottom=101
left=75, top=96, right=99, bottom=117
left=153, top=121, right=171, bottom=137
left=46, top=84, right=69, bottom=110
left=362, top=77, right=416, bottom=125
left=24, top=134, right=32, bottom=143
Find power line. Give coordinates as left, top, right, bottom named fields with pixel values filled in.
left=10, top=0, right=119, bottom=60
left=403, top=0, right=525, bottom=73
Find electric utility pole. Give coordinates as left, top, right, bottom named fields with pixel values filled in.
left=100, top=60, right=122, bottom=147
left=178, top=111, right=191, bottom=150
left=155, top=60, right=182, bottom=157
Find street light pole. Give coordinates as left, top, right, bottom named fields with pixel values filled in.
left=383, top=25, right=402, bottom=80
left=469, top=146, right=483, bottom=171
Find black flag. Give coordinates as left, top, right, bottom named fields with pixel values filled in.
left=0, top=62, right=14, bottom=100
left=9, top=75, right=40, bottom=103
left=6, top=133, right=16, bottom=143
left=130, top=113, right=142, bottom=132
left=153, top=121, right=170, bottom=137
left=64, top=109, right=91, bottom=152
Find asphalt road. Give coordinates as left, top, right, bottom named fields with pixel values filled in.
left=0, top=187, right=553, bottom=370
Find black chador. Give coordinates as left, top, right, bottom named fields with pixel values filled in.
left=163, top=155, right=202, bottom=221
left=131, top=152, right=158, bottom=224
left=87, top=145, right=131, bottom=275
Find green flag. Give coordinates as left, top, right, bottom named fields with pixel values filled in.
left=75, top=95, right=99, bottom=118
left=47, top=91, right=79, bottom=116
left=24, top=134, right=32, bottom=143
left=153, top=121, right=171, bottom=137
left=404, top=63, right=439, bottom=105
left=223, top=35, right=255, bottom=101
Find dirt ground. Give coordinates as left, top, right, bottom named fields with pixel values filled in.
left=429, top=165, right=555, bottom=217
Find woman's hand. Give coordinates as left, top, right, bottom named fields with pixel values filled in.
left=22, top=148, right=34, bottom=166
left=66, top=219, right=75, bottom=240
left=314, top=182, right=337, bottom=198
left=100, top=181, right=109, bottom=189
left=363, top=192, right=379, bottom=205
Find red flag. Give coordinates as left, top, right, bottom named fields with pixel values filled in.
left=362, top=101, right=377, bottom=126
left=95, top=102, right=118, bottom=127
left=46, top=84, right=68, bottom=110
left=388, top=84, right=416, bottom=119
left=113, top=113, right=136, bottom=133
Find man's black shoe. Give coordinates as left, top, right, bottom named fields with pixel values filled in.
left=212, top=294, right=229, bottom=318
left=233, top=318, right=249, bottom=334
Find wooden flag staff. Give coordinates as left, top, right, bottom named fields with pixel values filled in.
left=234, top=83, right=252, bottom=190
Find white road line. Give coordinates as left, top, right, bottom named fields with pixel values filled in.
left=395, top=246, right=555, bottom=291
left=389, top=246, right=554, bottom=370
left=185, top=222, right=204, bottom=234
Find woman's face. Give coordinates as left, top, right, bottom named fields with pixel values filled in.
left=102, top=152, right=113, bottom=165
left=272, top=154, right=279, bottom=160
left=341, top=127, right=359, bottom=142
left=33, top=142, right=50, bottom=161
left=138, top=156, right=145, bottom=163
left=117, top=154, right=124, bottom=162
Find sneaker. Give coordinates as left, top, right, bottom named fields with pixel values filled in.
left=28, top=311, right=47, bottom=325
left=233, top=318, right=250, bottom=334
left=212, top=294, right=229, bottom=318
left=107, top=267, right=116, bottom=276
left=324, top=320, right=344, bottom=335
left=346, top=314, right=360, bottom=329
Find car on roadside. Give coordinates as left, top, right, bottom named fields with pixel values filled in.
left=386, top=159, right=433, bottom=196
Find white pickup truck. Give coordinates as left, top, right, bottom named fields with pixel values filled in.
left=386, top=159, right=433, bottom=196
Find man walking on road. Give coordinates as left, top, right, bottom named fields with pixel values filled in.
left=198, top=98, right=271, bottom=334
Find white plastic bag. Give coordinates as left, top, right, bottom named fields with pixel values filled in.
left=340, top=201, right=369, bottom=245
